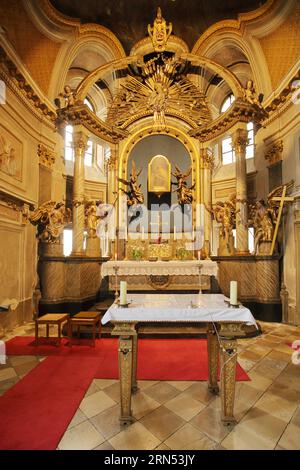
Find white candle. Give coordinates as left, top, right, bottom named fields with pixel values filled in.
left=142, top=227, right=145, bottom=240
left=230, top=281, right=238, bottom=305
left=120, top=281, right=127, bottom=305
left=174, top=226, right=176, bottom=241
left=198, top=250, right=201, bottom=260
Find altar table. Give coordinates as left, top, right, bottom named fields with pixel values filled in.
left=101, top=293, right=257, bottom=425
left=101, top=260, right=218, bottom=292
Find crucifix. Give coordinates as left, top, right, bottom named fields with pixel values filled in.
left=269, top=184, right=294, bottom=256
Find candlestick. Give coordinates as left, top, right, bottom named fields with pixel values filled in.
left=230, top=281, right=238, bottom=305
left=120, top=281, right=127, bottom=305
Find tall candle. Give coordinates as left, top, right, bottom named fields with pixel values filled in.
left=120, top=281, right=127, bottom=305
left=198, top=250, right=201, bottom=260
left=230, top=281, right=238, bottom=305
left=174, top=226, right=176, bottom=241
left=142, top=227, right=145, bottom=240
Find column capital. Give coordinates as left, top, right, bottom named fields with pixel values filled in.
left=72, top=131, right=89, bottom=154
left=231, top=128, right=248, bottom=154
left=200, top=148, right=214, bottom=170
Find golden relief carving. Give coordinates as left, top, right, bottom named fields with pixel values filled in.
left=0, top=133, right=21, bottom=180
left=0, top=46, right=56, bottom=123
left=106, top=54, right=211, bottom=130
left=38, top=144, right=56, bottom=168
left=26, top=200, right=71, bottom=243
left=148, top=7, right=172, bottom=53
left=265, top=140, right=283, bottom=167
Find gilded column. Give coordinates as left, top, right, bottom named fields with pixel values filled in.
left=107, top=144, right=119, bottom=258
left=200, top=147, right=214, bottom=258
left=72, top=128, right=89, bottom=256
left=232, top=128, right=249, bottom=255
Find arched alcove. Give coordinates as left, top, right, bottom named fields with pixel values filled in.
left=127, top=134, right=192, bottom=208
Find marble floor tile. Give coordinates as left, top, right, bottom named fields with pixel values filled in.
left=143, top=382, right=179, bottom=404
left=277, top=423, right=300, bottom=450
left=79, top=390, right=116, bottom=418
left=93, top=379, right=118, bottom=390
left=247, top=370, right=273, bottom=391
left=99, top=382, right=120, bottom=403
left=14, top=360, right=39, bottom=377
left=137, top=380, right=159, bottom=390
left=90, top=404, right=128, bottom=440
left=93, top=441, right=115, bottom=450
left=140, top=405, right=185, bottom=441
left=9, top=355, right=37, bottom=366
left=255, top=391, right=298, bottom=422
left=166, top=381, right=194, bottom=391
left=164, top=423, right=216, bottom=450
left=252, top=357, right=287, bottom=381
left=0, top=367, right=17, bottom=382
left=84, top=381, right=100, bottom=397
left=58, top=420, right=105, bottom=450
left=155, top=443, right=171, bottom=450
left=164, top=392, right=206, bottom=421
left=109, top=422, right=160, bottom=450
left=67, top=409, right=87, bottom=429
left=183, top=381, right=217, bottom=405
left=191, top=405, right=234, bottom=442
left=131, top=391, right=161, bottom=420
left=223, top=407, right=287, bottom=450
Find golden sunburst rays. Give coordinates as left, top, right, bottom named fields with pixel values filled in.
left=106, top=55, right=212, bottom=129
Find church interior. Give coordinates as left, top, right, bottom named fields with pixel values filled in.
left=0, top=0, right=300, bottom=452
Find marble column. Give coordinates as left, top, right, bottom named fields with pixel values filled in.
left=71, top=128, right=89, bottom=256
left=200, top=147, right=214, bottom=258
left=232, top=128, right=249, bottom=255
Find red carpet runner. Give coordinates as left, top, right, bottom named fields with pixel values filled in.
left=0, top=337, right=249, bottom=450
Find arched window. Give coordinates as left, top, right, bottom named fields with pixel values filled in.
left=221, top=94, right=235, bottom=113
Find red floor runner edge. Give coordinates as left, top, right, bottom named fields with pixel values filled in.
left=0, top=337, right=249, bottom=450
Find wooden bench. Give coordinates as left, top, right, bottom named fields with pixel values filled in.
left=69, top=311, right=101, bottom=347
left=35, top=313, right=70, bottom=346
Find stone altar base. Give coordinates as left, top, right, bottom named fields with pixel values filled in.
left=213, top=254, right=281, bottom=322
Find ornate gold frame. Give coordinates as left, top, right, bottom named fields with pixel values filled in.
left=148, top=155, right=171, bottom=194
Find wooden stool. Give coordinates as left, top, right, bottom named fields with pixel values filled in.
left=69, top=311, right=101, bottom=347
left=35, top=313, right=70, bottom=346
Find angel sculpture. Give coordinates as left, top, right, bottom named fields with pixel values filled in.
left=243, top=80, right=264, bottom=108
left=118, top=161, right=144, bottom=206
left=27, top=200, right=71, bottom=242
left=205, top=194, right=239, bottom=248
left=172, top=165, right=195, bottom=205
left=249, top=199, right=276, bottom=254
left=249, top=180, right=294, bottom=254
left=85, top=200, right=103, bottom=238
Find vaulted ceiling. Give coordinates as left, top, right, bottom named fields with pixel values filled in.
left=50, top=0, right=266, bottom=54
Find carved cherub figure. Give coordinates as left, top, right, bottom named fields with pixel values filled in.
left=28, top=201, right=71, bottom=242
left=243, top=80, right=263, bottom=108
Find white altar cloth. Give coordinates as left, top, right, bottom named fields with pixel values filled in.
left=101, top=293, right=257, bottom=327
left=101, top=260, right=218, bottom=277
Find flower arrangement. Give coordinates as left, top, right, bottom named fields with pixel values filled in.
left=132, top=248, right=142, bottom=260
left=176, top=247, right=189, bottom=260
